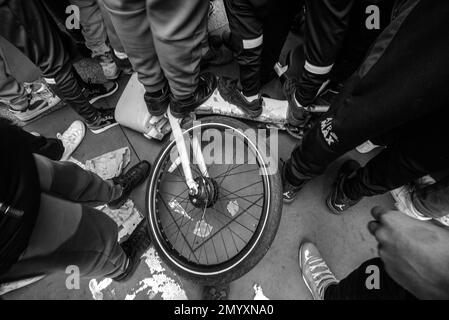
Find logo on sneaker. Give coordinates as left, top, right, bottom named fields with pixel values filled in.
left=321, top=118, right=339, bottom=146
left=335, top=204, right=345, bottom=211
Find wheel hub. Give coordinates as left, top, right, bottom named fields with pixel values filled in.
left=189, top=176, right=219, bottom=208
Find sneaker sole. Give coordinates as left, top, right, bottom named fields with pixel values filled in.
left=89, top=82, right=119, bottom=104
left=326, top=193, right=343, bottom=215
left=10, top=102, right=58, bottom=122
left=89, top=122, right=119, bottom=134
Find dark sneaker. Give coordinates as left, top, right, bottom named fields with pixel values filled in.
left=113, top=219, right=151, bottom=283
left=284, top=78, right=311, bottom=127
left=202, top=284, right=230, bottom=300
left=281, top=159, right=309, bottom=203
left=326, top=160, right=362, bottom=214
left=170, top=72, right=218, bottom=119
left=108, top=160, right=151, bottom=209
left=299, top=242, right=338, bottom=300
left=217, top=77, right=263, bottom=118
left=144, top=83, right=170, bottom=116
left=86, top=109, right=118, bottom=134
left=82, top=80, right=119, bottom=104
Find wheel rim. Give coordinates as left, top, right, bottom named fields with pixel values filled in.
left=148, top=121, right=271, bottom=276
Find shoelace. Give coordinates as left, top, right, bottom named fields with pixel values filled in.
left=119, top=169, right=140, bottom=191
left=57, top=128, right=81, bottom=147
left=306, top=256, right=338, bottom=297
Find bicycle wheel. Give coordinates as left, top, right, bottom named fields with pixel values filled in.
left=146, top=116, right=282, bottom=285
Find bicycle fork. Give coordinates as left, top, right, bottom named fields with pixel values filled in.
left=167, top=109, right=209, bottom=196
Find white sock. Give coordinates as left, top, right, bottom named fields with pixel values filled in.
left=243, top=93, right=258, bottom=102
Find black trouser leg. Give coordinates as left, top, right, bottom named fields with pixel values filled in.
left=344, top=110, right=449, bottom=199
left=286, top=0, right=449, bottom=185
left=260, top=0, right=303, bottom=83
left=224, top=0, right=263, bottom=96
left=324, top=258, right=416, bottom=300
left=0, top=0, right=98, bottom=122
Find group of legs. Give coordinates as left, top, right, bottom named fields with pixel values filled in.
left=2, top=0, right=449, bottom=299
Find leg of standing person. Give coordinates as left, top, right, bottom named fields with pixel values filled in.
left=327, top=109, right=449, bottom=214
left=221, top=0, right=264, bottom=117
left=104, top=0, right=216, bottom=118
left=324, top=259, right=416, bottom=300
left=69, top=0, right=120, bottom=80
left=0, top=0, right=118, bottom=134
left=96, top=0, right=133, bottom=74
left=283, top=0, right=449, bottom=203
left=298, top=242, right=416, bottom=300
left=286, top=0, right=354, bottom=127
left=0, top=42, right=54, bottom=122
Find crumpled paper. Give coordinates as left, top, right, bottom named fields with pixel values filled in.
left=85, top=147, right=131, bottom=180
left=69, top=147, right=142, bottom=240
left=96, top=199, right=144, bottom=242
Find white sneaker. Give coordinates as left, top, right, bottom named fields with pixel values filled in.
left=355, top=140, right=380, bottom=154
left=57, top=120, right=86, bottom=161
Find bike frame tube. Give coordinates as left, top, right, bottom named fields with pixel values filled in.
left=167, top=109, right=209, bottom=192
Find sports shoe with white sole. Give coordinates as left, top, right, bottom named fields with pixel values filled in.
left=299, top=242, right=339, bottom=300
left=86, top=109, right=119, bottom=134
left=57, top=120, right=86, bottom=161
left=82, top=80, right=119, bottom=104
left=25, top=81, right=61, bottom=109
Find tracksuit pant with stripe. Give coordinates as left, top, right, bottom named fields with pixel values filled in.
left=286, top=0, right=449, bottom=198
left=224, top=0, right=354, bottom=98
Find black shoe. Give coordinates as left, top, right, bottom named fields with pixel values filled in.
left=82, top=80, right=119, bottom=104
left=170, top=72, right=218, bottom=119
left=85, top=109, right=118, bottom=134
left=218, top=77, right=263, bottom=118
left=326, top=160, right=362, bottom=214
left=108, top=160, right=151, bottom=209
left=113, top=219, right=151, bottom=283
left=281, top=159, right=309, bottom=203
left=284, top=78, right=311, bottom=128
left=144, top=83, right=170, bottom=116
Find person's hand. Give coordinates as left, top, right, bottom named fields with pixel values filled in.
left=368, top=206, right=449, bottom=299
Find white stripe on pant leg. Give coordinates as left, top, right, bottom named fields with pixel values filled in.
left=304, top=61, right=333, bottom=75
left=43, top=77, right=56, bottom=85
left=242, top=35, right=263, bottom=49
